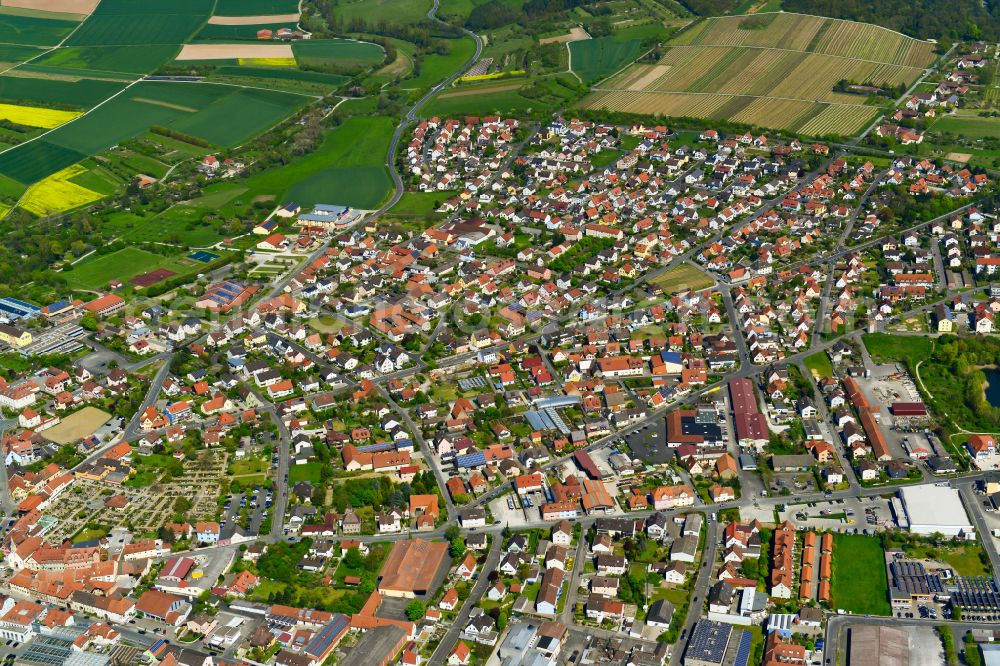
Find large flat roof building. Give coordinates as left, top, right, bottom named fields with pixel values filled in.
left=684, top=620, right=732, bottom=666
left=848, top=625, right=909, bottom=666
left=899, top=485, right=975, bottom=539
left=377, top=538, right=449, bottom=598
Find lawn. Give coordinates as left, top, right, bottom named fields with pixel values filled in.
left=861, top=333, right=932, bottom=366
left=63, top=247, right=189, bottom=290
left=288, top=462, right=324, bottom=485
left=408, top=36, right=477, bottom=89
left=830, top=533, right=890, bottom=615
left=651, top=263, right=715, bottom=293
left=930, top=114, right=1000, bottom=140
left=804, top=351, right=834, bottom=379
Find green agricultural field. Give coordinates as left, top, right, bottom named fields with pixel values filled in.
left=0, top=141, right=87, bottom=187
left=0, top=11, right=79, bottom=47
left=0, top=81, right=305, bottom=185
left=332, top=0, right=433, bottom=26
left=196, top=22, right=298, bottom=41
left=0, top=75, right=125, bottom=108
left=63, top=247, right=191, bottom=289
left=292, top=39, right=384, bottom=68
left=570, top=37, right=641, bottom=83
left=0, top=44, right=47, bottom=66
left=208, top=66, right=348, bottom=94
left=31, top=45, right=183, bottom=74
left=245, top=115, right=395, bottom=209
left=830, top=534, right=890, bottom=615
left=67, top=0, right=213, bottom=47
left=164, top=87, right=307, bottom=147
left=213, top=0, right=300, bottom=15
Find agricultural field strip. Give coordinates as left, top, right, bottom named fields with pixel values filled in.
left=644, top=43, right=929, bottom=68
left=587, top=87, right=890, bottom=108
left=0, top=11, right=88, bottom=78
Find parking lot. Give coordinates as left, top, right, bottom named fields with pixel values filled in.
left=777, top=496, right=894, bottom=532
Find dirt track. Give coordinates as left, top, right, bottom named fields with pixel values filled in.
left=176, top=43, right=294, bottom=61
left=207, top=13, right=300, bottom=25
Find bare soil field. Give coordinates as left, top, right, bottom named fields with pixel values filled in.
left=176, top=43, right=294, bottom=60
left=42, top=406, right=112, bottom=445
left=207, top=13, right=299, bottom=25
left=540, top=26, right=590, bottom=45
left=946, top=152, right=972, bottom=162
left=1, top=0, right=98, bottom=16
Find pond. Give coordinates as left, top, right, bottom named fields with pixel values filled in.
left=984, top=368, right=1000, bottom=407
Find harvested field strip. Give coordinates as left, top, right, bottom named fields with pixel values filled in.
left=0, top=102, right=80, bottom=128
left=177, top=43, right=293, bottom=60
left=206, top=13, right=299, bottom=24
left=686, top=46, right=747, bottom=93
left=625, top=65, right=671, bottom=91
left=132, top=97, right=197, bottom=112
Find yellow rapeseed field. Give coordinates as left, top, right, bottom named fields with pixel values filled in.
left=0, top=103, right=81, bottom=129
left=20, top=164, right=103, bottom=216
left=239, top=57, right=296, bottom=66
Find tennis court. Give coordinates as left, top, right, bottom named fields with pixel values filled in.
left=188, top=250, right=219, bottom=262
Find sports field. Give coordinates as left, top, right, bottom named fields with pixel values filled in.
left=651, top=263, right=715, bottom=293
left=41, top=406, right=112, bottom=445
left=64, top=246, right=191, bottom=290
left=0, top=81, right=305, bottom=185
left=584, top=13, right=936, bottom=136
left=569, top=37, right=640, bottom=84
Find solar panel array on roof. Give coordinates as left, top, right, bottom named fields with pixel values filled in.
left=685, top=620, right=732, bottom=665
left=357, top=441, right=396, bottom=453
left=305, top=614, right=350, bottom=658
left=0, top=297, right=39, bottom=321
left=733, top=629, right=752, bottom=666
left=456, top=450, right=487, bottom=469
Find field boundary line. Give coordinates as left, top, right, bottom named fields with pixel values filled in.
left=661, top=43, right=927, bottom=69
